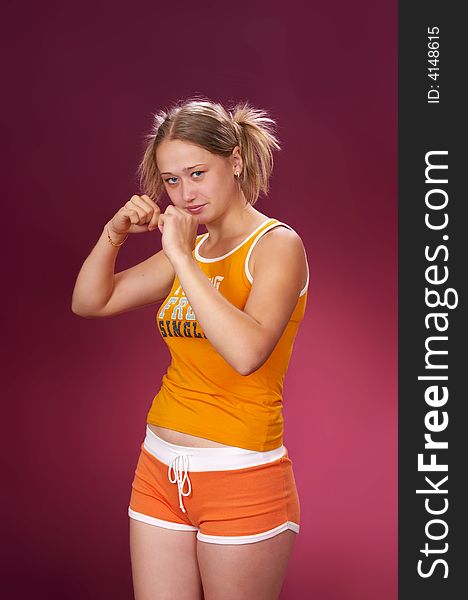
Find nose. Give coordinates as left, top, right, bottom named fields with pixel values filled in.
left=181, top=179, right=197, bottom=204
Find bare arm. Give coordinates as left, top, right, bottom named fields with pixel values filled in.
left=71, top=222, right=124, bottom=317
left=171, top=227, right=308, bottom=375
left=72, top=194, right=178, bottom=318
left=71, top=221, right=175, bottom=318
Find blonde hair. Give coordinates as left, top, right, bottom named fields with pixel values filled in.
left=137, top=95, right=281, bottom=206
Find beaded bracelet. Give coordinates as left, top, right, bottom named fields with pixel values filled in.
left=106, top=223, right=128, bottom=247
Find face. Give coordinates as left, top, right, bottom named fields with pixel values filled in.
left=155, top=139, right=241, bottom=223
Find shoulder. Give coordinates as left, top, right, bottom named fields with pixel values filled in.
left=252, top=223, right=306, bottom=263
left=249, top=223, right=308, bottom=291
left=263, top=223, right=302, bottom=242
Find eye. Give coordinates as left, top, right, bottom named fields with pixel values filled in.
left=164, top=171, right=204, bottom=185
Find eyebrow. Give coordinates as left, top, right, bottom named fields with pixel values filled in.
left=160, top=163, right=207, bottom=175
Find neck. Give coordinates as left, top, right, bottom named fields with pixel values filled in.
left=204, top=198, right=265, bottom=245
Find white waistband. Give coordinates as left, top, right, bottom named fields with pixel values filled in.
left=143, top=425, right=286, bottom=471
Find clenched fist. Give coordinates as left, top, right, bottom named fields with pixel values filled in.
left=108, top=194, right=161, bottom=237
left=158, top=205, right=199, bottom=264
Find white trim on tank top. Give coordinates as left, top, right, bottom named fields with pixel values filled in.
left=244, top=222, right=310, bottom=297
left=194, top=218, right=276, bottom=263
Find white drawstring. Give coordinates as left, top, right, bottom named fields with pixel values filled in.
left=168, top=453, right=192, bottom=513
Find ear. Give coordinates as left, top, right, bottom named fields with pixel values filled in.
left=230, top=145, right=243, bottom=173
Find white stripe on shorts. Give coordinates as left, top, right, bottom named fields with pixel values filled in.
left=128, top=507, right=198, bottom=531
left=197, top=521, right=300, bottom=545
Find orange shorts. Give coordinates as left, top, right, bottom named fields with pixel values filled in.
left=128, top=425, right=301, bottom=545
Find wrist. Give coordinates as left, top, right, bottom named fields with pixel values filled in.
left=105, top=222, right=128, bottom=247
left=170, top=251, right=195, bottom=270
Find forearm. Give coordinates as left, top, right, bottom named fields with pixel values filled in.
left=172, top=254, right=263, bottom=374
left=71, top=222, right=125, bottom=316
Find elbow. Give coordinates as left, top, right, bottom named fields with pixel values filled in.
left=71, top=293, right=86, bottom=317
left=71, top=293, right=106, bottom=319
left=236, top=364, right=253, bottom=377
left=238, top=365, right=257, bottom=377
left=71, top=306, right=91, bottom=318
left=71, top=302, right=84, bottom=317
left=235, top=350, right=268, bottom=376
left=71, top=301, right=96, bottom=319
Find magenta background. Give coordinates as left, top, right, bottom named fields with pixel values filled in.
left=3, top=1, right=397, bottom=598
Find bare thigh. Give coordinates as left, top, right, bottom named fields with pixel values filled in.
left=129, top=518, right=204, bottom=600
left=196, top=530, right=297, bottom=600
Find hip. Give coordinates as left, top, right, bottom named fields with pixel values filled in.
left=147, top=423, right=233, bottom=448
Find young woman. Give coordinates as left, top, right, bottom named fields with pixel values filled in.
left=72, top=97, right=309, bottom=600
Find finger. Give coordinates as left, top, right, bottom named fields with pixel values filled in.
left=126, top=195, right=152, bottom=219
left=121, top=208, right=142, bottom=225
left=135, top=195, right=161, bottom=230
left=142, top=194, right=161, bottom=231
left=133, top=208, right=150, bottom=225
left=148, top=212, right=159, bottom=230
left=157, top=214, right=165, bottom=233
left=123, top=206, right=146, bottom=225
left=127, top=194, right=150, bottom=210
left=146, top=201, right=161, bottom=231
left=175, top=205, right=196, bottom=219
left=125, top=196, right=152, bottom=224
left=141, top=194, right=161, bottom=212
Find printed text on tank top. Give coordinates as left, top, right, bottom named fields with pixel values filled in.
left=147, top=215, right=309, bottom=451
left=158, top=218, right=272, bottom=339
left=157, top=218, right=306, bottom=341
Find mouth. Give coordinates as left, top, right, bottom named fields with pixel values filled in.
left=186, top=204, right=206, bottom=212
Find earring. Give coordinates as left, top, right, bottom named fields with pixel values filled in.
left=235, top=171, right=240, bottom=178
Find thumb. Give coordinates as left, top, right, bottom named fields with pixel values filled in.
left=157, top=213, right=165, bottom=233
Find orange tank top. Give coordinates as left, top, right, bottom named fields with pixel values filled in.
left=146, top=217, right=310, bottom=451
